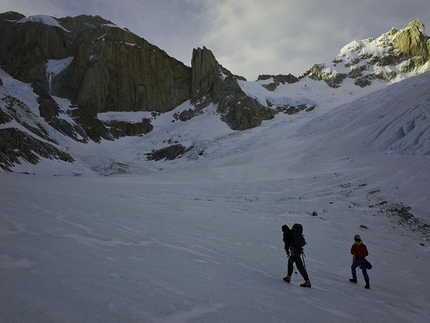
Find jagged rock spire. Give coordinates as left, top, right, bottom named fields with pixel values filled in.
left=392, top=19, right=428, bottom=60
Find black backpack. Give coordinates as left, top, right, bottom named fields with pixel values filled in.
left=291, top=223, right=306, bottom=248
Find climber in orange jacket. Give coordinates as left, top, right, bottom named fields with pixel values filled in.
left=349, top=234, right=370, bottom=289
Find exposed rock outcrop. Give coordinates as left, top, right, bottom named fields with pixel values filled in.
left=191, top=47, right=273, bottom=130
left=0, top=92, right=75, bottom=170
left=191, top=46, right=234, bottom=107
left=32, top=83, right=89, bottom=142
left=0, top=13, right=72, bottom=83
left=0, top=128, right=74, bottom=172
left=302, top=64, right=348, bottom=88
left=257, top=74, right=299, bottom=91
left=392, top=20, right=429, bottom=60
left=104, top=119, right=153, bottom=137
left=146, top=144, right=193, bottom=161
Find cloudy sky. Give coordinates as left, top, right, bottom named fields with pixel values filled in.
left=1, top=0, right=430, bottom=80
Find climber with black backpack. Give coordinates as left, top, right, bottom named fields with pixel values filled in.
left=282, top=223, right=311, bottom=288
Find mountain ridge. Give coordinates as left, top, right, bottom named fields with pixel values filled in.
left=300, top=19, right=430, bottom=88
left=0, top=12, right=429, bottom=173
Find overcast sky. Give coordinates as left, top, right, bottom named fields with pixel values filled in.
left=1, top=0, right=430, bottom=80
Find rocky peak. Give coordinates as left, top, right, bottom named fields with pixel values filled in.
left=58, top=14, right=114, bottom=34
left=191, top=46, right=234, bottom=107
left=190, top=47, right=273, bottom=130
left=302, top=19, right=430, bottom=88
left=0, top=11, right=25, bottom=21
left=402, top=19, right=425, bottom=33
left=392, top=19, right=428, bottom=59
left=0, top=14, right=72, bottom=83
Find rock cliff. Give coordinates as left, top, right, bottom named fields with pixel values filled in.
left=1, top=13, right=430, bottom=171
left=191, top=47, right=273, bottom=130
left=0, top=12, right=191, bottom=142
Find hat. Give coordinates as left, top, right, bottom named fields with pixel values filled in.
left=354, top=235, right=361, bottom=241
left=282, top=225, right=289, bottom=232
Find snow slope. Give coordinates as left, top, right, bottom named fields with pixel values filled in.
left=16, top=14, right=71, bottom=32
left=0, top=162, right=429, bottom=322
left=1, top=67, right=430, bottom=322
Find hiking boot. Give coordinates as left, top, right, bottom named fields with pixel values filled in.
left=349, top=276, right=357, bottom=283
left=283, top=276, right=291, bottom=283
left=364, top=282, right=370, bottom=289
left=300, top=279, right=311, bottom=288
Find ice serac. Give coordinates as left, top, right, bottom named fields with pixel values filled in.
left=191, top=47, right=273, bottom=130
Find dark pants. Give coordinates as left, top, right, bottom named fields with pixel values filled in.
left=351, top=258, right=369, bottom=282
left=287, top=251, right=309, bottom=280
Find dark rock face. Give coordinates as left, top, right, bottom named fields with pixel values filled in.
left=146, top=144, right=193, bottom=161
left=105, top=119, right=153, bottom=137
left=0, top=13, right=192, bottom=114
left=0, top=15, right=71, bottom=83
left=191, top=47, right=273, bottom=130
left=257, top=74, right=299, bottom=91
left=0, top=128, right=74, bottom=172
left=0, top=12, right=25, bottom=21
left=174, top=109, right=196, bottom=122
left=0, top=103, right=12, bottom=124
left=217, top=77, right=274, bottom=130
left=0, top=13, right=192, bottom=143
left=56, top=27, right=192, bottom=115
left=0, top=92, right=78, bottom=170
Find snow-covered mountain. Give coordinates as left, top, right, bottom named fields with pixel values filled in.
left=1, top=14, right=430, bottom=173
left=302, top=19, right=430, bottom=88
left=0, top=14, right=429, bottom=323
left=1, top=71, right=429, bottom=322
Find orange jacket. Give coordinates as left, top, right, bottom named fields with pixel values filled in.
left=351, top=243, right=368, bottom=258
